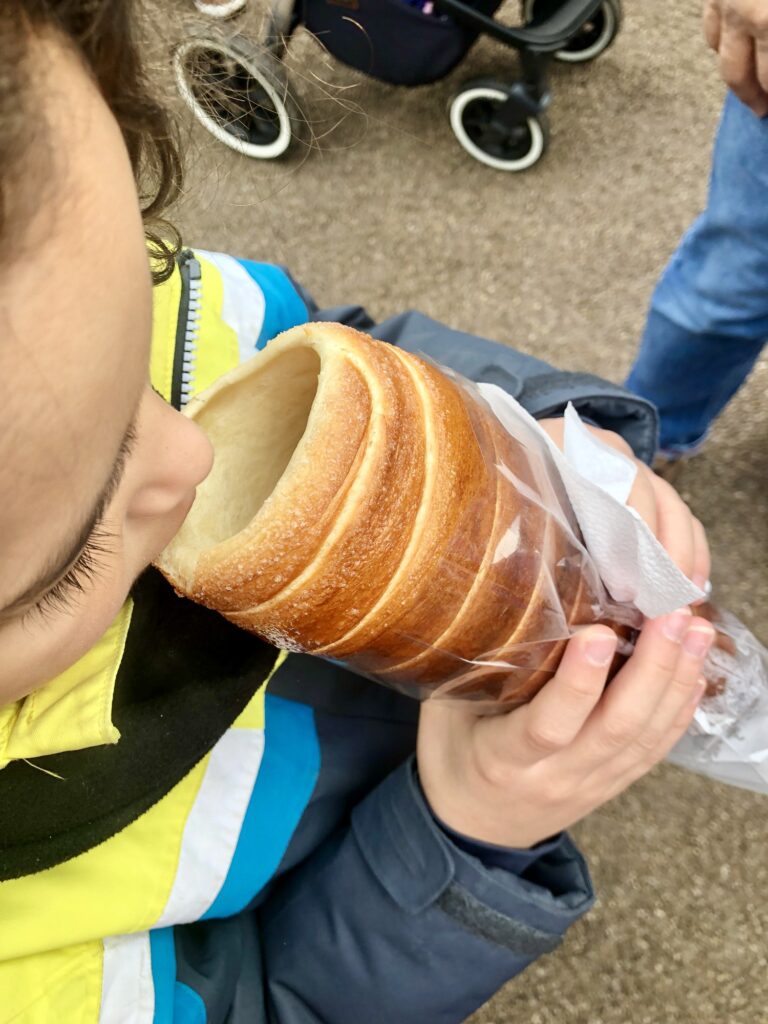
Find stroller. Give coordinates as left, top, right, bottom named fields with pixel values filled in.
left=173, top=0, right=622, bottom=171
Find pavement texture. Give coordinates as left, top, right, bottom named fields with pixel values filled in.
left=150, top=1, right=767, bottom=1020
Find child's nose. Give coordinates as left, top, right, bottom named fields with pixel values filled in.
left=183, top=417, right=215, bottom=490
left=132, top=401, right=214, bottom=518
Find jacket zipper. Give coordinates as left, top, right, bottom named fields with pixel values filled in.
left=171, top=249, right=202, bottom=410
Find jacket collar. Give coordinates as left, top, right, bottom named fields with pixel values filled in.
left=0, top=601, right=132, bottom=770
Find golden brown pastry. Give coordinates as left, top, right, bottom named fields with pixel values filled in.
left=157, top=322, right=610, bottom=707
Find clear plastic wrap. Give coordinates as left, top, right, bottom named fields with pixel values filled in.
left=665, top=604, right=768, bottom=793
left=160, top=326, right=768, bottom=790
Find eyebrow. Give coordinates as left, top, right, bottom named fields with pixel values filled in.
left=0, top=412, right=139, bottom=622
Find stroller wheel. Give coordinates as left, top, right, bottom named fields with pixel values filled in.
left=524, top=0, right=622, bottom=63
left=173, top=33, right=302, bottom=159
left=449, top=84, right=549, bottom=172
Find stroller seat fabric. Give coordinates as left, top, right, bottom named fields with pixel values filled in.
left=300, top=0, right=505, bottom=86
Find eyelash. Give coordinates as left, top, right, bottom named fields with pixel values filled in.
left=25, top=425, right=138, bottom=622
left=27, top=524, right=118, bottom=622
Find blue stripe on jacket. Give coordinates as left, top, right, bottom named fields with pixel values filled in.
left=150, top=927, right=176, bottom=1023
left=234, top=260, right=310, bottom=349
left=203, top=695, right=320, bottom=920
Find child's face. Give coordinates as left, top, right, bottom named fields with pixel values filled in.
left=0, top=37, right=214, bottom=704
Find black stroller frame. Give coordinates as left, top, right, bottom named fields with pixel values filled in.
left=173, top=0, right=623, bottom=171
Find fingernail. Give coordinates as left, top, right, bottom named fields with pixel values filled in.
left=691, top=574, right=708, bottom=591
left=683, top=625, right=715, bottom=658
left=662, top=607, right=692, bottom=642
left=585, top=634, right=617, bottom=667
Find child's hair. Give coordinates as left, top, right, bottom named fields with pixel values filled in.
left=1, top=0, right=181, bottom=280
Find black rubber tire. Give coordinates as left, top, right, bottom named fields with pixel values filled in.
left=449, top=81, right=550, bottom=171
left=523, top=0, right=622, bottom=63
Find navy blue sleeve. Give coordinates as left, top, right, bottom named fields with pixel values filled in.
left=420, top=770, right=568, bottom=874
left=258, top=758, right=593, bottom=1023
left=434, top=815, right=567, bottom=874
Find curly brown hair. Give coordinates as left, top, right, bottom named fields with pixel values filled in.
left=1, top=0, right=182, bottom=281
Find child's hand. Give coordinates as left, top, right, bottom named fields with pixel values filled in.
left=537, top=418, right=711, bottom=590
left=417, top=613, right=714, bottom=849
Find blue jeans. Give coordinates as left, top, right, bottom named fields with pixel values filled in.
left=626, top=92, right=768, bottom=455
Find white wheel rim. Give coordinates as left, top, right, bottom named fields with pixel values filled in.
left=555, top=2, right=617, bottom=62
left=449, top=87, right=545, bottom=171
left=173, top=41, right=292, bottom=159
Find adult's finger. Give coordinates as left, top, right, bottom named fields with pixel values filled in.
left=703, top=0, right=722, bottom=51
left=719, top=22, right=768, bottom=115
left=480, top=626, right=617, bottom=764
left=567, top=610, right=694, bottom=768
left=756, top=33, right=768, bottom=95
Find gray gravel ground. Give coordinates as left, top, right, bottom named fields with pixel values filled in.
left=152, top=0, right=767, bottom=1019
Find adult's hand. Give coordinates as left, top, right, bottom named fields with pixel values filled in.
left=703, top=0, right=768, bottom=116
left=418, top=613, right=714, bottom=849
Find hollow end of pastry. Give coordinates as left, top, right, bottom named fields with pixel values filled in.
left=158, top=338, right=323, bottom=592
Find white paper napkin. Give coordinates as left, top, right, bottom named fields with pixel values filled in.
left=477, top=386, right=706, bottom=618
